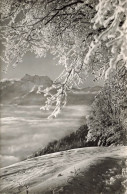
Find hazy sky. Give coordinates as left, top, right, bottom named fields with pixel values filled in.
left=0, top=47, right=104, bottom=87
left=0, top=51, right=63, bottom=80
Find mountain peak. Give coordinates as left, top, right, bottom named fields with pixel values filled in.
left=21, top=74, right=53, bottom=86
left=21, top=74, right=39, bottom=81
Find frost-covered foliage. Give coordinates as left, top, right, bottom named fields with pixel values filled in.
left=91, top=0, right=127, bottom=79
left=0, top=0, right=127, bottom=117
left=87, top=64, right=127, bottom=146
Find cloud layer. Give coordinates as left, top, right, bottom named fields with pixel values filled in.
left=0, top=105, right=90, bottom=167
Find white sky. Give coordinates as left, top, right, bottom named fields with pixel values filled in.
left=0, top=48, right=104, bottom=87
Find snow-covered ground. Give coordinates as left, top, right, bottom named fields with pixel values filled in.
left=0, top=146, right=127, bottom=194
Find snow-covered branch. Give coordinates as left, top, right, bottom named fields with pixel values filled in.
left=0, top=0, right=126, bottom=117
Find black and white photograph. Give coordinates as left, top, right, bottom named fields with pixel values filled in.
left=0, top=0, right=127, bottom=193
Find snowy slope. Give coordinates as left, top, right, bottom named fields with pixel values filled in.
left=0, top=146, right=127, bottom=194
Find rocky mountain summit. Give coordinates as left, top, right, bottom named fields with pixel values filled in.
left=0, top=74, right=53, bottom=105
left=21, top=74, right=53, bottom=87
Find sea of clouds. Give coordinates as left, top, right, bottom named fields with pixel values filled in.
left=0, top=105, right=90, bottom=167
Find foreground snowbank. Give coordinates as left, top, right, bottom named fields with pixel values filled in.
left=0, top=146, right=127, bottom=194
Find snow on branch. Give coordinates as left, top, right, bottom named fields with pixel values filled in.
left=91, top=0, right=127, bottom=78
left=0, top=0, right=126, bottom=118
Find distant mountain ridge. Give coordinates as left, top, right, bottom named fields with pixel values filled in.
left=21, top=74, right=53, bottom=86
left=0, top=74, right=52, bottom=105
left=0, top=74, right=102, bottom=105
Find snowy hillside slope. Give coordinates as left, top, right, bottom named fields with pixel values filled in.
left=0, top=146, right=127, bottom=194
